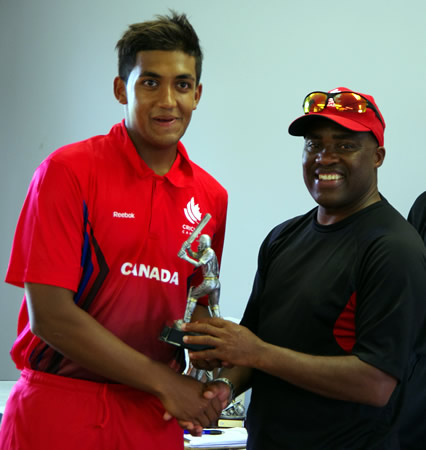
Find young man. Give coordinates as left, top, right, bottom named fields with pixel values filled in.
left=183, top=88, right=426, bottom=449
left=0, top=12, right=228, bottom=450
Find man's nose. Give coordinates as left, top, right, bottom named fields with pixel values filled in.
left=158, top=85, right=176, bottom=108
left=315, top=146, right=340, bottom=164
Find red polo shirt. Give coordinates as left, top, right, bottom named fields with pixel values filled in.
left=6, top=120, right=228, bottom=380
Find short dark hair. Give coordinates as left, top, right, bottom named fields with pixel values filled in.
left=116, top=11, right=203, bottom=84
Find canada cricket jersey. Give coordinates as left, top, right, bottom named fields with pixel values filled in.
left=6, top=120, right=228, bottom=380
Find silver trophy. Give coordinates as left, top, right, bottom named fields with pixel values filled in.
left=159, top=213, right=221, bottom=351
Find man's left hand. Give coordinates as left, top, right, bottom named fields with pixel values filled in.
left=182, top=318, right=262, bottom=367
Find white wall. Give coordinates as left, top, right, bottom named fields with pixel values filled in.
left=1, top=0, right=425, bottom=379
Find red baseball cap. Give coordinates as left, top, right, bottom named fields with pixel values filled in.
left=288, top=87, right=385, bottom=146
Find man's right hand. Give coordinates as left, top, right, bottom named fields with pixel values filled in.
left=161, top=373, right=224, bottom=432
left=167, top=378, right=231, bottom=435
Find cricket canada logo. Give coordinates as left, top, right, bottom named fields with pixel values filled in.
left=182, top=197, right=202, bottom=236
left=184, top=197, right=202, bottom=224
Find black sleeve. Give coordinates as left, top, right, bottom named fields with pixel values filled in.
left=240, top=223, right=287, bottom=333
left=353, top=232, right=426, bottom=379
left=407, top=192, right=426, bottom=244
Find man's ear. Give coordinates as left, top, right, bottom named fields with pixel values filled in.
left=375, top=146, right=386, bottom=168
left=193, top=83, right=202, bottom=110
left=114, top=76, right=127, bottom=105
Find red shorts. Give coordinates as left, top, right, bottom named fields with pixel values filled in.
left=0, top=368, right=183, bottom=450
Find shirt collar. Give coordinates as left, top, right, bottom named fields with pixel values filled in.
left=165, top=141, right=194, bottom=187
left=114, top=120, right=194, bottom=187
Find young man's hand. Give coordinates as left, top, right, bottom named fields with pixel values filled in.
left=167, top=378, right=231, bottom=436
left=161, top=373, right=224, bottom=433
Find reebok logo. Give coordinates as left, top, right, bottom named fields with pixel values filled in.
left=113, top=211, right=135, bottom=219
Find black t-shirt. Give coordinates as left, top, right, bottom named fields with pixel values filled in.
left=408, top=191, right=426, bottom=245
left=241, top=198, right=426, bottom=450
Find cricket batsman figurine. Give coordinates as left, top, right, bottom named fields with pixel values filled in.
left=159, top=213, right=221, bottom=351
left=178, top=233, right=221, bottom=324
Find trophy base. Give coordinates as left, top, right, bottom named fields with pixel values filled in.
left=159, top=325, right=213, bottom=351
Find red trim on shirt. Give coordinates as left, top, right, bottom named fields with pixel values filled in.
left=333, top=291, right=357, bottom=353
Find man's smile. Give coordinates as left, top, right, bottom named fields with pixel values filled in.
left=152, top=115, right=180, bottom=127
left=317, top=173, right=344, bottom=181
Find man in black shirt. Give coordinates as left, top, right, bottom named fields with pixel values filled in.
left=182, top=88, right=426, bottom=449
left=408, top=192, right=426, bottom=244
left=397, top=191, right=426, bottom=449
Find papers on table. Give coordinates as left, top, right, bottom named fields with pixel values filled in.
left=184, top=427, right=247, bottom=448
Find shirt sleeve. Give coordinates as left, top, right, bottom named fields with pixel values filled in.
left=5, top=158, right=85, bottom=292
left=407, top=192, right=426, bottom=244
left=353, top=233, right=426, bottom=380
left=240, top=223, right=285, bottom=332
left=211, top=189, right=228, bottom=267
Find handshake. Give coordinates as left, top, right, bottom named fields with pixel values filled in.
left=161, top=317, right=259, bottom=435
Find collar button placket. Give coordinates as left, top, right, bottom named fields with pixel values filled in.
left=148, top=178, right=157, bottom=234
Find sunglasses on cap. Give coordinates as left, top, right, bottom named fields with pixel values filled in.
left=303, top=91, right=385, bottom=127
